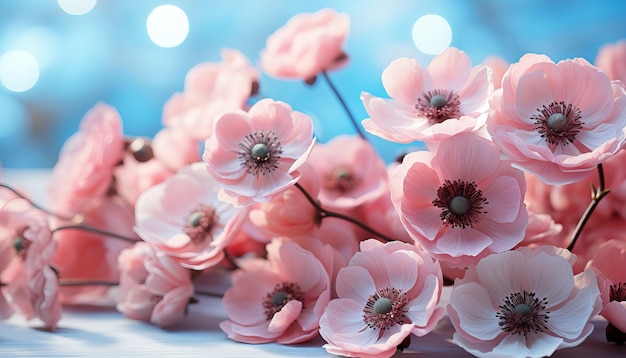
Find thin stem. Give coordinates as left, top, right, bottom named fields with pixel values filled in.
left=567, top=164, right=610, bottom=252
left=194, top=290, right=224, bottom=299
left=51, top=224, right=137, bottom=243
left=321, top=70, right=367, bottom=140
left=223, top=249, right=240, bottom=270
left=59, top=279, right=118, bottom=287
left=294, top=182, right=395, bottom=242
left=0, top=183, right=73, bottom=221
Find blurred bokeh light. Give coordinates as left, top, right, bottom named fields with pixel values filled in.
left=1, top=0, right=625, bottom=168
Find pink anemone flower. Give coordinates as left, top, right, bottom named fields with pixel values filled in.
left=390, top=132, right=528, bottom=267
left=163, top=48, right=259, bottom=141
left=361, top=47, right=492, bottom=145
left=220, top=239, right=331, bottom=344
left=0, top=198, right=61, bottom=330
left=134, top=163, right=247, bottom=270
left=47, top=103, right=124, bottom=217
left=203, top=98, right=315, bottom=206
left=585, top=239, right=626, bottom=343
left=260, top=8, right=349, bottom=82
left=487, top=54, right=626, bottom=185
left=448, top=246, right=601, bottom=357
left=319, top=239, right=445, bottom=358
left=307, top=135, right=389, bottom=209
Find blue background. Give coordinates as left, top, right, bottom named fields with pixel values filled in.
left=1, top=0, right=625, bottom=168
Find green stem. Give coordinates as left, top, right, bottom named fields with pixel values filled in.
left=567, top=164, right=610, bottom=252
left=321, top=70, right=367, bottom=140
left=294, top=182, right=395, bottom=242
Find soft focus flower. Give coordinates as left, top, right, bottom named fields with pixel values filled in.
left=482, top=55, right=509, bottom=90
left=586, top=239, right=626, bottom=343
left=113, top=149, right=173, bottom=208
left=248, top=163, right=320, bottom=238
left=260, top=8, right=349, bottom=82
left=390, top=132, right=528, bottom=267
left=116, top=242, right=195, bottom=327
left=0, top=198, right=61, bottom=330
left=51, top=196, right=137, bottom=305
left=319, top=239, right=444, bottom=358
left=203, top=98, right=315, bottom=206
left=134, top=163, right=247, bottom=270
left=48, top=103, right=124, bottom=217
left=163, top=49, right=259, bottom=141
left=595, top=40, right=626, bottom=84
left=151, top=127, right=201, bottom=172
left=220, top=239, right=331, bottom=344
left=361, top=47, right=492, bottom=145
left=308, top=135, right=388, bottom=209
left=487, top=53, right=626, bottom=185
left=448, top=246, right=601, bottom=357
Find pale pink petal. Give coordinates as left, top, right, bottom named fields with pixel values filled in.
left=448, top=282, right=501, bottom=340
left=335, top=265, right=375, bottom=302
left=267, top=300, right=303, bottom=333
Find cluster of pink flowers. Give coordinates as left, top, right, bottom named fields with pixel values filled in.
left=2, top=7, right=626, bottom=358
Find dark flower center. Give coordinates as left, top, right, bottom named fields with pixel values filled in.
left=432, top=180, right=488, bottom=228
left=363, top=287, right=410, bottom=330
left=531, top=101, right=583, bottom=146
left=610, top=282, right=626, bottom=302
left=262, top=282, right=305, bottom=320
left=183, top=204, right=218, bottom=243
left=415, top=89, right=462, bottom=124
left=238, top=130, right=283, bottom=176
left=127, top=137, right=154, bottom=162
left=13, top=235, right=31, bottom=260
left=324, top=166, right=360, bottom=193
left=496, top=290, right=550, bottom=336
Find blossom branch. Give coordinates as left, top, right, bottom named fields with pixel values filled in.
left=51, top=224, right=137, bottom=243
left=321, top=70, right=367, bottom=140
left=193, top=290, right=224, bottom=299
left=58, top=279, right=118, bottom=286
left=0, top=183, right=74, bottom=221
left=294, top=182, right=395, bottom=242
left=567, top=164, right=610, bottom=252
left=223, top=249, right=240, bottom=270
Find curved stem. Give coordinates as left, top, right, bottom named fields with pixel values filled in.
left=294, top=182, right=395, bottom=242
left=0, top=183, right=73, bottom=221
left=194, top=290, right=224, bottom=299
left=223, top=249, right=240, bottom=270
left=321, top=71, right=367, bottom=140
left=59, top=279, right=118, bottom=287
left=567, top=164, right=610, bottom=252
left=51, top=224, right=137, bottom=243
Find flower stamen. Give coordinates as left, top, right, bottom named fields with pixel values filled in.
left=13, top=234, right=31, bottom=260
left=363, top=287, right=410, bottom=330
left=324, top=166, right=360, bottom=193
left=496, top=290, right=550, bottom=336
left=415, top=89, right=461, bottom=124
left=532, top=101, right=583, bottom=146
left=610, top=282, right=626, bottom=302
left=432, top=180, right=488, bottom=228
left=183, top=204, right=218, bottom=243
left=262, top=282, right=305, bottom=320
left=238, top=130, right=283, bottom=176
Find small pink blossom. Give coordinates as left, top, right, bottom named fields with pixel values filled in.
left=51, top=196, right=138, bottom=305
left=220, top=239, right=331, bottom=344
left=487, top=53, right=626, bottom=185
left=390, top=132, right=528, bottom=267
left=361, top=47, right=492, bottom=145
left=307, top=135, right=388, bottom=209
left=203, top=98, right=315, bottom=206
left=448, top=246, right=601, bottom=357
left=0, top=198, right=61, bottom=330
left=48, top=103, right=124, bottom=217
left=482, top=55, right=510, bottom=90
left=595, top=40, right=626, bottom=84
left=585, top=239, right=626, bottom=338
left=248, top=163, right=320, bottom=238
left=134, top=163, right=247, bottom=270
left=163, top=49, right=259, bottom=141
left=319, top=239, right=445, bottom=358
left=116, top=242, right=194, bottom=327
left=260, top=8, right=349, bottom=82
left=113, top=150, right=173, bottom=208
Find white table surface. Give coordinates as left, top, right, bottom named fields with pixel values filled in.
left=1, top=170, right=624, bottom=357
